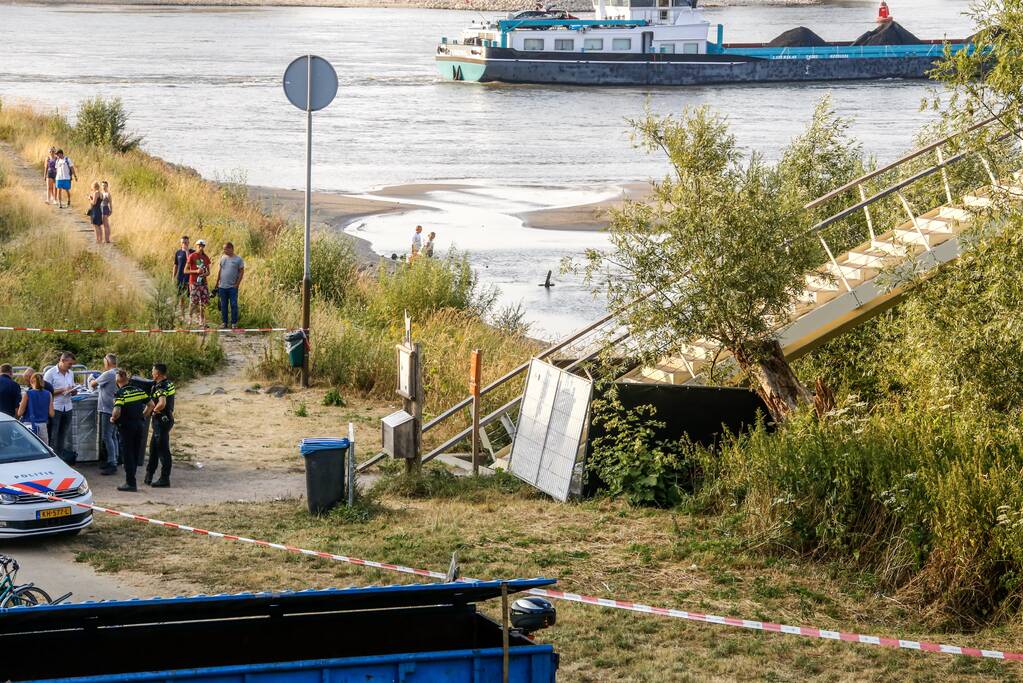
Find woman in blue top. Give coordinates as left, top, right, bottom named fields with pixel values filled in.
left=17, top=373, right=54, bottom=445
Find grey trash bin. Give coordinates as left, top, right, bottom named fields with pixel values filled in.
left=299, top=438, right=349, bottom=514
left=71, top=393, right=99, bottom=463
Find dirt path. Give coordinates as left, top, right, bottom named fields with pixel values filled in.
left=0, top=141, right=394, bottom=600
left=0, top=140, right=157, bottom=300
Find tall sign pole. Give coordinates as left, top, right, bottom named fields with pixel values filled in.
left=302, top=56, right=313, bottom=388
left=283, top=55, right=338, bottom=388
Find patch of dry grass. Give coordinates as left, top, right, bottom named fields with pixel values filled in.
left=73, top=472, right=1022, bottom=682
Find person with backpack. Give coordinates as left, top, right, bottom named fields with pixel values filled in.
left=54, top=150, right=77, bottom=209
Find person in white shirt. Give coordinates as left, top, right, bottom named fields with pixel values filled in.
left=411, top=225, right=423, bottom=260
left=53, top=149, right=77, bottom=209
left=44, top=352, right=78, bottom=463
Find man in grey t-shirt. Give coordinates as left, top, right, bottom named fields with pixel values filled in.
left=89, top=353, right=120, bottom=475
left=215, top=242, right=245, bottom=329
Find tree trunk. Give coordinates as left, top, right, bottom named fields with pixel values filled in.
left=732, top=339, right=811, bottom=422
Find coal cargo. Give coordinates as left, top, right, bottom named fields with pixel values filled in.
left=851, top=20, right=923, bottom=46
left=767, top=26, right=827, bottom=48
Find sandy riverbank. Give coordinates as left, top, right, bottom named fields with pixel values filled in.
left=249, top=180, right=640, bottom=263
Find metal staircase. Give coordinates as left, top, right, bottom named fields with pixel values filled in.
left=359, top=116, right=1017, bottom=470
left=629, top=125, right=1018, bottom=385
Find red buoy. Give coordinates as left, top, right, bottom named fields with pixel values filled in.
left=877, top=1, right=892, bottom=23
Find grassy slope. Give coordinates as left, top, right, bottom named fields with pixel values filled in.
left=0, top=151, right=221, bottom=377
left=0, top=104, right=538, bottom=438
left=74, top=468, right=1023, bottom=682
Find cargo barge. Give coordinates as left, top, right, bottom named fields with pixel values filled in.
left=435, top=2, right=973, bottom=86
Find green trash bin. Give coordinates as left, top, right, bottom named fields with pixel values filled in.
left=299, top=438, right=349, bottom=514
left=285, top=330, right=307, bottom=368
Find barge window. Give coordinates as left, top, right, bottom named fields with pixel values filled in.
left=584, top=38, right=604, bottom=50
left=658, top=43, right=675, bottom=53
left=555, top=39, right=575, bottom=50
left=659, top=10, right=669, bottom=20
left=612, top=38, right=632, bottom=50
left=523, top=38, right=544, bottom=50
left=682, top=42, right=699, bottom=54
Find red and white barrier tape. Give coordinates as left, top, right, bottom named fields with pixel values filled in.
left=0, top=484, right=442, bottom=580
left=7, top=482, right=1022, bottom=663
left=0, top=326, right=292, bottom=335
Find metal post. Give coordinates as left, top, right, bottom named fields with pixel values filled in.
left=858, top=184, right=876, bottom=241
left=501, top=582, right=510, bottom=683
left=936, top=147, right=954, bottom=205
left=896, top=191, right=931, bottom=251
left=470, top=349, right=482, bottom=476
left=301, top=54, right=313, bottom=389
left=404, top=342, right=423, bottom=475
left=347, top=421, right=356, bottom=507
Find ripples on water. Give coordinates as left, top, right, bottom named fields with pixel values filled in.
left=1, top=1, right=974, bottom=336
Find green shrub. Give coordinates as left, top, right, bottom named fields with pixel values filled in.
left=698, top=405, right=1023, bottom=622
left=73, top=97, right=142, bottom=153
left=322, top=388, right=346, bottom=407
left=265, top=228, right=359, bottom=309
left=366, top=250, right=496, bottom=325
left=587, top=390, right=690, bottom=507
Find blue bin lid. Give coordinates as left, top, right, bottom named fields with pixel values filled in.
left=299, top=437, right=350, bottom=455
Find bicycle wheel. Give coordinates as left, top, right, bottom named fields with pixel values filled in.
left=1, top=585, right=52, bottom=608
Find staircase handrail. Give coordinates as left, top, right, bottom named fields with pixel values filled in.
left=805, top=114, right=1002, bottom=211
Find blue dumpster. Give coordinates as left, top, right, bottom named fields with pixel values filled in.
left=1, top=579, right=559, bottom=683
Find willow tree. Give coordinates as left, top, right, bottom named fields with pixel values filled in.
left=931, top=0, right=1023, bottom=137
left=586, top=100, right=864, bottom=421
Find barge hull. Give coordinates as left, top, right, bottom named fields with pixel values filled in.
left=436, top=51, right=942, bottom=85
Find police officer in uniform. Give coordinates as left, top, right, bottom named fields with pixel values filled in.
left=110, top=369, right=149, bottom=492
left=144, top=363, right=176, bottom=488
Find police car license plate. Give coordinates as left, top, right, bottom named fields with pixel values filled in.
left=37, top=507, right=72, bottom=520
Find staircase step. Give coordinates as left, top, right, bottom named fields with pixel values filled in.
left=894, top=228, right=948, bottom=247
left=797, top=288, right=839, bottom=306
left=678, top=343, right=715, bottom=361
left=843, top=249, right=893, bottom=267
left=964, top=194, right=993, bottom=208
left=914, top=215, right=956, bottom=232
left=938, top=205, right=973, bottom=222
left=870, top=238, right=911, bottom=256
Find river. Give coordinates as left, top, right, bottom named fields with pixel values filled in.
left=1, top=0, right=975, bottom=337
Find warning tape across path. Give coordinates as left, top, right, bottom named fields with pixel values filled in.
left=0, top=326, right=293, bottom=335
left=6, top=482, right=1022, bottom=663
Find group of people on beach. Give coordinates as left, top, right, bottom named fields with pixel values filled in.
left=410, top=225, right=436, bottom=260
left=172, top=235, right=246, bottom=329
left=43, top=147, right=114, bottom=244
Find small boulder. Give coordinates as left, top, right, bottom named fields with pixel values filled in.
left=209, top=387, right=226, bottom=395
left=265, top=384, right=290, bottom=398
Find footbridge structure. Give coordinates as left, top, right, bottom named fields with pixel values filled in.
left=362, top=117, right=1018, bottom=471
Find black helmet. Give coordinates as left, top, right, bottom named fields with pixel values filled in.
left=510, top=596, right=556, bottom=633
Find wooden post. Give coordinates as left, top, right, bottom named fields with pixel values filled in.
left=469, top=349, right=482, bottom=476
left=403, top=342, right=423, bottom=475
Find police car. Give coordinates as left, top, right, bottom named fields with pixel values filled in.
left=0, top=413, right=93, bottom=538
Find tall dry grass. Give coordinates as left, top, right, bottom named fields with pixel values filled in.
left=0, top=153, right=222, bottom=378
left=0, top=103, right=539, bottom=426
